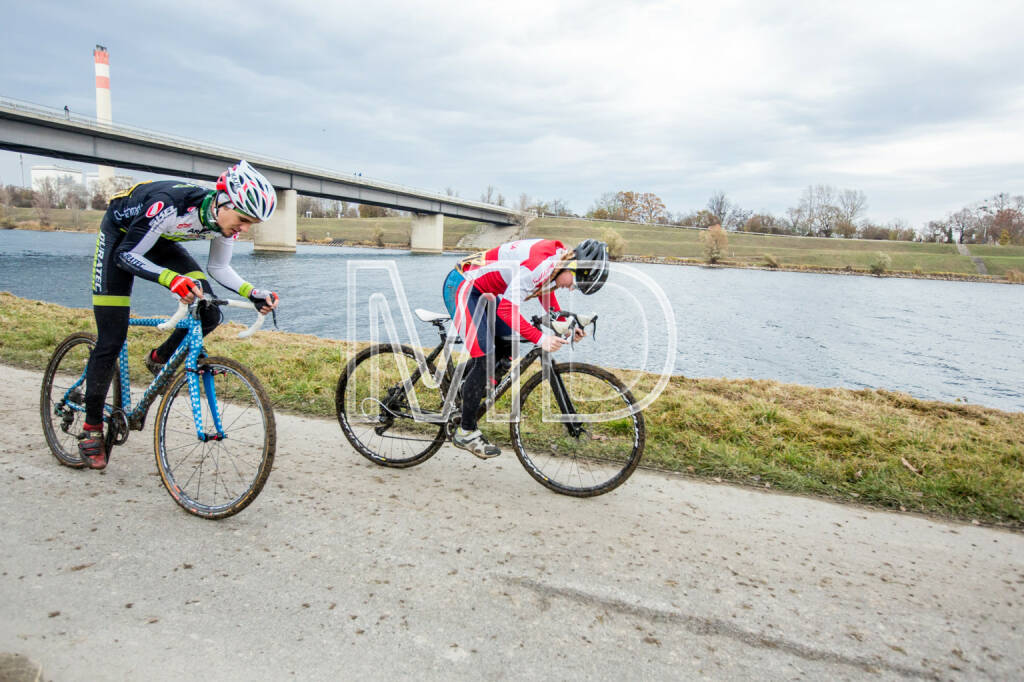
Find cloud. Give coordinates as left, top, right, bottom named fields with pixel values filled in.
left=2, top=0, right=1023, bottom=225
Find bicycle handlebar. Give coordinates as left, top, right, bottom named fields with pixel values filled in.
left=156, top=298, right=268, bottom=338
left=531, top=311, right=598, bottom=347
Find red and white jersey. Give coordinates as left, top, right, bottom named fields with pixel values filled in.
left=460, top=238, right=568, bottom=343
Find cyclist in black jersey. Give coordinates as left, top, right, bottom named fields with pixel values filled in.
left=77, top=160, right=280, bottom=469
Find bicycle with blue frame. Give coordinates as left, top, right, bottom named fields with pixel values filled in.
left=40, top=297, right=276, bottom=519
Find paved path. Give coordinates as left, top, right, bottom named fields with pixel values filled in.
left=2, top=365, right=1022, bottom=681
left=955, top=243, right=989, bottom=275
left=456, top=220, right=528, bottom=250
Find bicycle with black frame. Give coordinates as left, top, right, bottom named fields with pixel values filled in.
left=335, top=307, right=645, bottom=497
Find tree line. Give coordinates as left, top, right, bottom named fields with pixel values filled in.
left=6, top=177, right=1023, bottom=246
left=500, top=185, right=1024, bottom=245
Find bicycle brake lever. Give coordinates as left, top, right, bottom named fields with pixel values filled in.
left=270, top=308, right=278, bottom=329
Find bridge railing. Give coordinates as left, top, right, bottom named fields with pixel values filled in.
left=0, top=95, right=518, bottom=216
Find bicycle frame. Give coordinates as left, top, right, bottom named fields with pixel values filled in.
left=60, top=299, right=263, bottom=443
left=106, top=312, right=217, bottom=440
left=381, top=315, right=582, bottom=433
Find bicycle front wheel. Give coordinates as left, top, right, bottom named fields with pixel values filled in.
left=153, top=356, right=275, bottom=519
left=511, top=362, right=645, bottom=497
left=40, top=332, right=121, bottom=468
left=336, top=344, right=446, bottom=467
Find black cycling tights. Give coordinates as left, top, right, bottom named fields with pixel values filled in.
left=84, top=283, right=220, bottom=425
left=459, top=339, right=512, bottom=432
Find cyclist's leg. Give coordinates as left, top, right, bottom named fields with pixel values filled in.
left=150, top=243, right=218, bottom=362
left=85, top=215, right=133, bottom=424
left=452, top=283, right=492, bottom=431
left=82, top=217, right=133, bottom=467
left=448, top=283, right=501, bottom=457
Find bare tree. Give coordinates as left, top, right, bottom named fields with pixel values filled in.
left=924, top=219, right=952, bottom=243
left=587, top=192, right=624, bottom=220
left=33, top=178, right=59, bottom=225
left=516, top=193, right=532, bottom=213
left=796, top=185, right=841, bottom=237
left=947, top=208, right=977, bottom=244
left=704, top=191, right=751, bottom=230
left=836, top=189, right=867, bottom=238
left=975, top=193, right=1024, bottom=243
left=545, top=198, right=574, bottom=217
left=480, top=185, right=499, bottom=204
left=706, top=191, right=731, bottom=226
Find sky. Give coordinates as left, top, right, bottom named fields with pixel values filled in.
left=2, top=0, right=1023, bottom=228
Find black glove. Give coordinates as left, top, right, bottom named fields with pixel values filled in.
left=248, top=289, right=279, bottom=313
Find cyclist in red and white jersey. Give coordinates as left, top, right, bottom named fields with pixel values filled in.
left=441, top=238, right=609, bottom=458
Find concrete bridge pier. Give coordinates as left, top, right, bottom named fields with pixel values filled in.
left=410, top=212, right=444, bottom=254
left=253, top=189, right=297, bottom=253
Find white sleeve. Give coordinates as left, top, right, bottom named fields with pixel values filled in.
left=206, top=236, right=249, bottom=295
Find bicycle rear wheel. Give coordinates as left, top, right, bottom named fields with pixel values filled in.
left=40, top=332, right=121, bottom=468
left=336, top=344, right=446, bottom=467
left=511, top=362, right=645, bottom=497
left=153, top=356, right=275, bottom=519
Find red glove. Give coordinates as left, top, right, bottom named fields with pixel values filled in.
left=169, top=275, right=202, bottom=300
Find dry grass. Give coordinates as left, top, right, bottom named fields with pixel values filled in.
left=3, top=292, right=1021, bottom=527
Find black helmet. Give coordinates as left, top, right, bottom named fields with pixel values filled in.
left=572, top=239, right=609, bottom=295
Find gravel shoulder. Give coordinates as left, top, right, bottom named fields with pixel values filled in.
left=1, top=365, right=1022, bottom=680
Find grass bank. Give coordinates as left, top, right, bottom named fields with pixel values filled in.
left=6, top=209, right=1023, bottom=281
left=2, top=292, right=1021, bottom=528
left=527, top=217, right=1024, bottom=281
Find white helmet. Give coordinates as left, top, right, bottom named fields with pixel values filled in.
left=216, top=160, right=276, bottom=221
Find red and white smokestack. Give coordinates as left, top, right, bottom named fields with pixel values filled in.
left=93, top=45, right=114, bottom=181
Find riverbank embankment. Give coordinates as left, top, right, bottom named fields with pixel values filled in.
left=2, top=292, right=1020, bottom=527
left=6, top=212, right=1024, bottom=283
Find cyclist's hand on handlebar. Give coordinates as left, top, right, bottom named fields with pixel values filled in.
left=248, top=289, right=279, bottom=314
left=572, top=326, right=586, bottom=342
left=169, top=275, right=203, bottom=303
left=540, top=334, right=567, bottom=352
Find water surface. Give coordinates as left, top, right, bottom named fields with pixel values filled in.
left=1, top=230, right=1020, bottom=412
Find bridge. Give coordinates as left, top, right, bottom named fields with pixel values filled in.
left=0, top=97, right=521, bottom=252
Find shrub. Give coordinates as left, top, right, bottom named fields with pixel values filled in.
left=702, top=224, right=728, bottom=264
left=869, top=252, right=891, bottom=275
left=763, top=253, right=779, bottom=269
left=602, top=227, right=626, bottom=260
left=373, top=225, right=385, bottom=247
left=1006, top=269, right=1024, bottom=284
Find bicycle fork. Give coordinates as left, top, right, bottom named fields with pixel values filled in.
left=544, top=361, right=584, bottom=438
left=190, top=367, right=226, bottom=442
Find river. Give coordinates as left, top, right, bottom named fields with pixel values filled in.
left=1, top=229, right=1021, bottom=412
